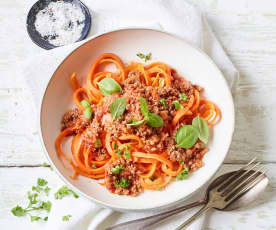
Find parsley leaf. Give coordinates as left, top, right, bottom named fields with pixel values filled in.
left=54, top=186, right=79, bottom=200
left=42, top=162, right=53, bottom=171
left=136, top=52, right=152, bottom=62
left=114, top=149, right=122, bottom=157
left=42, top=162, right=49, bottom=167
left=11, top=206, right=27, bottom=217
left=111, top=165, right=123, bottom=174
left=179, top=93, right=187, bottom=101
left=91, top=164, right=97, bottom=169
left=157, top=186, right=162, bottom=191
left=11, top=178, right=52, bottom=222
left=172, top=100, right=183, bottom=110
left=95, top=139, right=102, bottom=148
left=124, top=146, right=131, bottom=159
left=37, top=178, right=48, bottom=186
left=42, top=201, right=52, bottom=212
left=160, top=98, right=167, bottom=106
left=30, top=216, right=41, bottom=222
left=62, top=215, right=72, bottom=221
left=114, top=178, right=130, bottom=188
left=176, top=168, right=189, bottom=180
left=179, top=160, right=184, bottom=164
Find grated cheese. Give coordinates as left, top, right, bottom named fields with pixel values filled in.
left=34, top=1, right=85, bottom=47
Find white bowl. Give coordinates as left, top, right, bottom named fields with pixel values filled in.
left=39, top=28, right=235, bottom=211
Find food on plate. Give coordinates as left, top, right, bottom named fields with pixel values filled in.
left=56, top=53, right=221, bottom=196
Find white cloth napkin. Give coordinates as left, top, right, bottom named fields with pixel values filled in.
left=21, top=0, right=239, bottom=229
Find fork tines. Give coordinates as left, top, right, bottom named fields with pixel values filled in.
left=216, top=158, right=266, bottom=204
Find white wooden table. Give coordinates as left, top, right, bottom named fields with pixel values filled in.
left=1, top=0, right=276, bottom=229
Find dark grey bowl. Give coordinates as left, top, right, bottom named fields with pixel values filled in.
left=26, top=0, right=91, bottom=50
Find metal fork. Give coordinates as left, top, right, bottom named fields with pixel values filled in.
left=175, top=159, right=266, bottom=230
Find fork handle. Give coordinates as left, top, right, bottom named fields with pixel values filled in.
left=175, top=204, right=211, bottom=230
left=106, top=200, right=206, bottom=230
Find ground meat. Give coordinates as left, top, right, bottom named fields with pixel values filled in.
left=61, top=108, right=89, bottom=133
left=105, top=158, right=143, bottom=196
left=167, top=135, right=208, bottom=172
left=86, top=145, right=108, bottom=161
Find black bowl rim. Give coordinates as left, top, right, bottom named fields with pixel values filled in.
left=26, top=0, right=91, bottom=50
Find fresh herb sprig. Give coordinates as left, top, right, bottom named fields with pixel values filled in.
left=136, top=52, right=152, bottom=62
left=175, top=115, right=209, bottom=148
left=11, top=178, right=51, bottom=222
left=140, top=97, right=163, bottom=128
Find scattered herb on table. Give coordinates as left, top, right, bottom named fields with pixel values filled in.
left=54, top=186, right=79, bottom=200
left=11, top=178, right=51, bottom=222
left=62, top=214, right=72, bottom=221
left=41, top=162, right=53, bottom=171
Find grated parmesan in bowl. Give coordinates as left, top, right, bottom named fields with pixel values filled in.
left=34, top=1, right=86, bottom=47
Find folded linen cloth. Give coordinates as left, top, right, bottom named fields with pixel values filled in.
left=21, top=0, right=239, bottom=229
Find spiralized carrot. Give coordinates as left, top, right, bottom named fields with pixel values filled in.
left=55, top=53, right=222, bottom=193
left=70, top=72, right=80, bottom=91
left=73, top=88, right=91, bottom=110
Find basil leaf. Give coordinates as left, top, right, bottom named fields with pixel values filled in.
left=176, top=125, right=199, bottom=148
left=110, top=97, right=127, bottom=119
left=127, top=118, right=145, bottom=127
left=84, top=107, right=92, bottom=120
left=80, top=99, right=90, bottom=107
left=139, top=97, right=149, bottom=116
left=97, top=78, right=122, bottom=96
left=192, top=115, right=209, bottom=144
left=146, top=113, right=164, bottom=128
